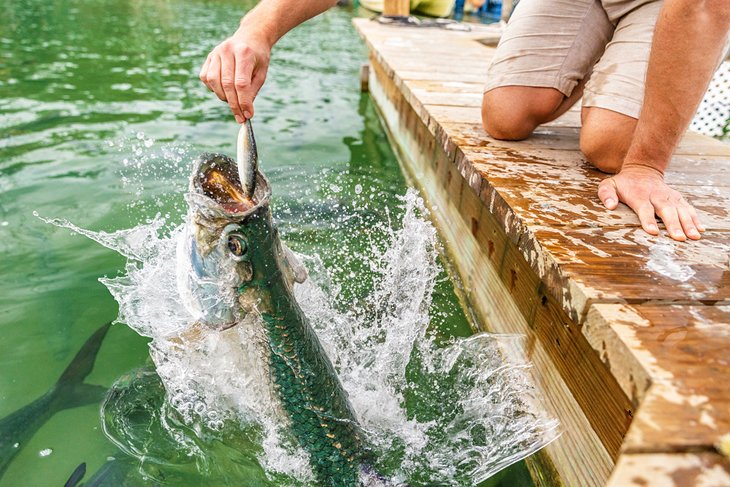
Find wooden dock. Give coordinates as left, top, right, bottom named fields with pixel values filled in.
left=353, top=18, right=730, bottom=487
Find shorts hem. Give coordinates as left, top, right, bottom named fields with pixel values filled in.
left=484, top=73, right=577, bottom=98
left=582, top=93, right=641, bottom=119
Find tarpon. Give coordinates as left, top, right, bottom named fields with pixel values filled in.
left=176, top=122, right=374, bottom=486
left=0, top=322, right=111, bottom=480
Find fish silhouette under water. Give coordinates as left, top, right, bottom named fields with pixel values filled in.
left=0, top=322, right=111, bottom=480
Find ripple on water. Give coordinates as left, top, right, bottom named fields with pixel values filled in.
left=41, top=171, right=559, bottom=485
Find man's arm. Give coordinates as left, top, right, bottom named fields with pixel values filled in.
left=598, top=0, right=730, bottom=241
left=199, top=0, right=338, bottom=123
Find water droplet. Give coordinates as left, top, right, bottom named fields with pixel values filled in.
left=1, top=221, right=8, bottom=227
left=354, top=184, right=362, bottom=195
left=39, top=448, right=53, bottom=457
left=32, top=211, right=39, bottom=217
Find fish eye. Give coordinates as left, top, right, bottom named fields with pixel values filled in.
left=227, top=233, right=248, bottom=258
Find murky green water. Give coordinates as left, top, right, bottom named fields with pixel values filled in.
left=0, top=1, right=538, bottom=485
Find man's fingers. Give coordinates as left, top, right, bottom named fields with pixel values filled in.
left=677, top=205, right=701, bottom=240
left=685, top=204, right=705, bottom=233
left=220, top=52, right=244, bottom=123
left=249, top=65, right=268, bottom=110
left=597, top=178, right=619, bottom=209
left=200, top=39, right=272, bottom=123
left=206, top=54, right=226, bottom=101
left=653, top=199, right=686, bottom=241
left=199, top=54, right=212, bottom=85
left=234, top=48, right=257, bottom=120
left=634, top=202, right=660, bottom=236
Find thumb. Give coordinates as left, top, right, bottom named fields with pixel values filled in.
left=598, top=177, right=619, bottom=210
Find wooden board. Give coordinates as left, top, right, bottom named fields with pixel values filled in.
left=353, top=16, right=730, bottom=487
left=586, top=304, right=730, bottom=453
left=607, top=453, right=730, bottom=486
left=365, top=38, right=621, bottom=487
left=461, top=146, right=730, bottom=230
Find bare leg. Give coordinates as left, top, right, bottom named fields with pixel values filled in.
left=481, top=81, right=586, bottom=140
left=580, top=107, right=637, bottom=173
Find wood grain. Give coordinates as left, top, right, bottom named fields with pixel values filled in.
left=607, top=453, right=730, bottom=486
left=354, top=16, right=730, bottom=487
left=366, top=36, right=621, bottom=486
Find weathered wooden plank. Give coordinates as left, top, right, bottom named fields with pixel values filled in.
left=489, top=229, right=635, bottom=458
left=440, top=122, right=583, bottom=151
left=677, top=131, right=730, bottom=157
left=355, top=16, right=730, bottom=487
left=367, top=45, right=622, bottom=486
left=462, top=183, right=635, bottom=460
left=353, top=17, right=500, bottom=42
left=425, top=103, right=483, bottom=125
left=404, top=79, right=489, bottom=94
left=591, top=305, right=730, bottom=453
left=428, top=105, right=729, bottom=157
left=398, top=69, right=490, bottom=83
left=582, top=305, right=655, bottom=409
left=531, top=227, right=729, bottom=317
left=607, top=453, right=730, bottom=486
left=585, top=304, right=730, bottom=452
left=376, top=43, right=492, bottom=58
left=407, top=86, right=485, bottom=108
left=460, top=147, right=730, bottom=230
left=439, top=122, right=730, bottom=182
left=382, top=56, right=490, bottom=74
left=404, top=80, right=488, bottom=108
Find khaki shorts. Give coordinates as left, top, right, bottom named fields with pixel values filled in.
left=484, top=0, right=663, bottom=119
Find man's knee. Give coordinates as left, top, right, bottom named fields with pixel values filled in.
left=482, top=90, right=536, bottom=140
left=580, top=108, right=637, bottom=174
left=482, top=87, right=564, bottom=141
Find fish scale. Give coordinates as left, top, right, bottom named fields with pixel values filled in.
left=186, top=149, right=376, bottom=486
left=261, top=293, right=364, bottom=486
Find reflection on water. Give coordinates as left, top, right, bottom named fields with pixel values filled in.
left=0, top=0, right=554, bottom=485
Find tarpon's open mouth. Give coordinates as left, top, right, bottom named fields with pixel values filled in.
left=191, top=154, right=261, bottom=215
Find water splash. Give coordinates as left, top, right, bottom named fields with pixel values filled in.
left=36, top=142, right=559, bottom=485
left=296, top=191, right=558, bottom=484
left=109, top=131, right=195, bottom=223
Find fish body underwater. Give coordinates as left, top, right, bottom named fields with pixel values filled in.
left=0, top=322, right=110, bottom=480
left=176, top=124, right=372, bottom=486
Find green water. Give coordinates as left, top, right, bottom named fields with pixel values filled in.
left=0, top=0, right=537, bottom=485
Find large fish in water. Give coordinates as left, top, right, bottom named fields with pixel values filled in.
left=175, top=121, right=373, bottom=486
left=0, top=322, right=111, bottom=480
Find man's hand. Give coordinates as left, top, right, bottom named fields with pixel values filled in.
left=597, top=165, right=704, bottom=241
left=199, top=30, right=271, bottom=124
left=197, top=0, right=337, bottom=122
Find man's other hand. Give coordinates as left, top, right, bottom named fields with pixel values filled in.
left=597, top=165, right=704, bottom=241
left=199, top=31, right=271, bottom=124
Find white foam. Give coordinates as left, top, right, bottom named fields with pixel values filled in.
left=37, top=145, right=559, bottom=484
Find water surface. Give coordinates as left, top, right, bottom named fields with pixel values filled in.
left=0, top=1, right=548, bottom=485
